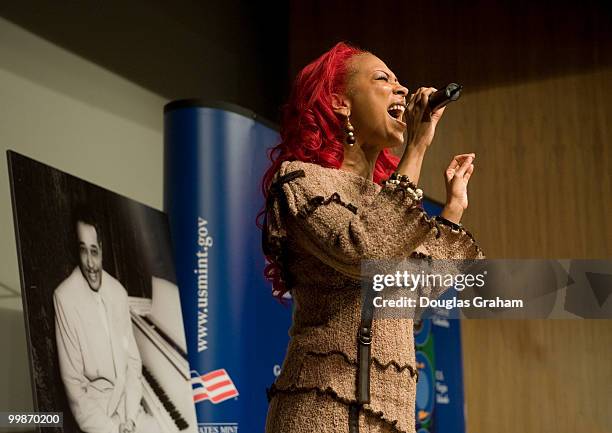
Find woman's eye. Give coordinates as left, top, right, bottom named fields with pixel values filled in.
left=376, top=76, right=389, bottom=81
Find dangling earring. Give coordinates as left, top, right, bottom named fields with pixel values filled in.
left=345, top=115, right=356, bottom=146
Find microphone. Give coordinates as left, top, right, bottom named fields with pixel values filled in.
left=428, top=83, right=463, bottom=111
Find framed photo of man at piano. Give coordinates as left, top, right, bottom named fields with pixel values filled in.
left=7, top=151, right=198, bottom=433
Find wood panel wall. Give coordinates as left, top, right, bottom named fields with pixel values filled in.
left=462, top=320, right=612, bottom=432
left=420, top=67, right=612, bottom=433
left=419, top=67, right=612, bottom=259
left=441, top=68, right=612, bottom=433
left=289, top=2, right=612, bottom=431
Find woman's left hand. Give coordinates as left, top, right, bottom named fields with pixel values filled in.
left=404, top=87, right=446, bottom=149
left=441, top=153, right=475, bottom=224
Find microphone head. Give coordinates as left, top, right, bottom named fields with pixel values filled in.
left=428, top=83, right=463, bottom=111
left=445, top=83, right=463, bottom=101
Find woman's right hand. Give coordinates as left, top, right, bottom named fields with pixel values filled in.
left=396, top=87, right=447, bottom=185
left=440, top=153, right=475, bottom=224
left=404, top=87, right=446, bottom=150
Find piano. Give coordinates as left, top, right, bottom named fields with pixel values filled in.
left=129, top=277, right=198, bottom=433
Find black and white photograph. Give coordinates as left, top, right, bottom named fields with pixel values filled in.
left=7, top=151, right=198, bottom=433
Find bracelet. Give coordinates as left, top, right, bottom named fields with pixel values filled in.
left=384, top=172, right=423, bottom=201
left=388, top=172, right=418, bottom=189
left=434, top=215, right=463, bottom=231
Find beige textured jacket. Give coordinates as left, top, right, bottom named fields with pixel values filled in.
left=263, top=160, right=484, bottom=433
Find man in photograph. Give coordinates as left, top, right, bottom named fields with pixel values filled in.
left=53, top=207, right=158, bottom=433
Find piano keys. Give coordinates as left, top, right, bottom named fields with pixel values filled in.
left=129, top=277, right=198, bottom=433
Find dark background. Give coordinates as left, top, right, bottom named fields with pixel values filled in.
left=8, top=151, right=176, bottom=433
left=0, top=1, right=609, bottom=122
left=0, top=0, right=290, bottom=123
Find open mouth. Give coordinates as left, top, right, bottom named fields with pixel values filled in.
left=387, top=103, right=406, bottom=126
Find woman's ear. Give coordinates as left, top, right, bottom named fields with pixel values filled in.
left=331, top=93, right=351, bottom=117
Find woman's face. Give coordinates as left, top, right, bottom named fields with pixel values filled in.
left=342, top=53, right=409, bottom=149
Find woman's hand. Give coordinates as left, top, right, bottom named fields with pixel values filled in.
left=404, top=87, right=446, bottom=149
left=440, top=153, right=475, bottom=224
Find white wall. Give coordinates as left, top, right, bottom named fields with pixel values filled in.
left=0, top=16, right=167, bottom=411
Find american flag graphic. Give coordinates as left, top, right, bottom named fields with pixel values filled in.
left=191, top=369, right=239, bottom=404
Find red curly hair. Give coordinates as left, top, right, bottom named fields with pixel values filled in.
left=261, top=42, right=400, bottom=300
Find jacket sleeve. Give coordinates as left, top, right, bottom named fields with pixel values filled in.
left=271, top=164, right=484, bottom=281
left=53, top=292, right=119, bottom=433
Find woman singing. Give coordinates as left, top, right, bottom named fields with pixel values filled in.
left=261, top=42, right=484, bottom=433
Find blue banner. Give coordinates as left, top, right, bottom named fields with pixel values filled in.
left=418, top=200, right=466, bottom=433
left=164, top=102, right=292, bottom=432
